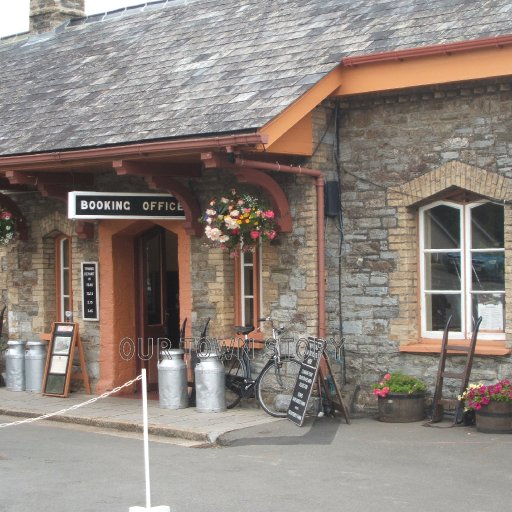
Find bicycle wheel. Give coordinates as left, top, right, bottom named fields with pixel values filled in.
left=256, top=358, right=301, bottom=417
left=223, top=355, right=245, bottom=409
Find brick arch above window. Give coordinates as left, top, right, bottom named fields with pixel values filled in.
left=386, top=160, right=512, bottom=354
left=39, top=211, right=75, bottom=240
left=388, top=160, right=512, bottom=208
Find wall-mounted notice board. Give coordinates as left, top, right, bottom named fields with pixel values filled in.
left=42, top=322, right=79, bottom=397
left=81, top=262, right=99, bottom=321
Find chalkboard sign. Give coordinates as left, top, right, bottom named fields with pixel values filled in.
left=287, top=337, right=326, bottom=426
left=42, top=322, right=78, bottom=397
left=81, top=262, right=99, bottom=321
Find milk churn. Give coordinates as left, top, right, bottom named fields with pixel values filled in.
left=194, top=353, right=226, bottom=412
left=25, top=341, right=48, bottom=393
left=157, top=348, right=188, bottom=409
left=5, top=340, right=26, bottom=391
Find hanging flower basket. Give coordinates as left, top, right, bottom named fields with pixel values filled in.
left=0, top=210, right=17, bottom=245
left=200, top=189, right=277, bottom=254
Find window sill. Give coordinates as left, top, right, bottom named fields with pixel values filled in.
left=399, top=340, right=511, bottom=356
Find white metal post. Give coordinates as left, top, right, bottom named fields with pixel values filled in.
left=129, top=369, right=170, bottom=512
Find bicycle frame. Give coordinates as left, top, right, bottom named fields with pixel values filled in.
left=232, top=317, right=290, bottom=397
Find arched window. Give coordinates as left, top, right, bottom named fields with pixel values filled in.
left=55, top=235, right=72, bottom=321
left=419, top=201, right=504, bottom=340
left=234, top=246, right=262, bottom=329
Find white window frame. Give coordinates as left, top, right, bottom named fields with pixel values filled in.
left=239, top=245, right=262, bottom=327
left=57, top=236, right=72, bottom=322
left=419, top=200, right=505, bottom=341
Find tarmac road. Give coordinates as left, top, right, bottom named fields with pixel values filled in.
left=1, top=413, right=511, bottom=512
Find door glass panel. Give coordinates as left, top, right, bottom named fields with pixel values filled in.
left=472, top=293, right=504, bottom=332
left=424, top=205, right=460, bottom=249
left=425, top=293, right=461, bottom=331
left=471, top=251, right=504, bottom=291
left=471, top=203, right=504, bottom=249
left=144, top=233, right=162, bottom=325
left=424, top=253, right=461, bottom=290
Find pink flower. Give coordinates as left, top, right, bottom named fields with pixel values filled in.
left=0, top=211, right=12, bottom=220
left=264, top=210, right=275, bottom=219
left=266, top=230, right=277, bottom=240
left=250, top=230, right=260, bottom=240
left=384, top=373, right=391, bottom=381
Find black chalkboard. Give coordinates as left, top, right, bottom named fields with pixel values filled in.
left=81, top=262, right=99, bottom=321
left=287, top=337, right=326, bottom=426
left=42, top=323, right=78, bottom=397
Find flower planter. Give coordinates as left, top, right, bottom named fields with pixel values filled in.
left=378, top=392, right=425, bottom=423
left=475, top=402, right=512, bottom=434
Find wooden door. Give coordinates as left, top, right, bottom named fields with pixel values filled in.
left=136, top=226, right=167, bottom=392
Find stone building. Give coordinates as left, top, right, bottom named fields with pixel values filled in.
left=1, top=0, right=511, bottom=410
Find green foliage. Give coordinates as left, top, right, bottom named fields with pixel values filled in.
left=373, top=372, right=426, bottom=398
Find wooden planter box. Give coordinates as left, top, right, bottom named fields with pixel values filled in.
left=377, top=392, right=426, bottom=423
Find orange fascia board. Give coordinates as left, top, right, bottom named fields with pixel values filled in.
left=332, top=45, right=512, bottom=96
left=265, top=113, right=313, bottom=155
left=259, top=66, right=344, bottom=149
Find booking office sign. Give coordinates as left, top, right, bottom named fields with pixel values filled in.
left=68, top=192, right=186, bottom=220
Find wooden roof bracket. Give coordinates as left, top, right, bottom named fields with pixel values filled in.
left=201, top=151, right=293, bottom=233
left=143, top=174, right=202, bottom=236
left=232, top=168, right=292, bottom=233
left=112, top=160, right=203, bottom=236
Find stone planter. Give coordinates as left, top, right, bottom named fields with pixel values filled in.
left=377, top=392, right=426, bottom=423
left=475, top=402, right=512, bottom=434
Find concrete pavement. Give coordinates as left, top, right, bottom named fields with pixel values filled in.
left=0, top=387, right=283, bottom=445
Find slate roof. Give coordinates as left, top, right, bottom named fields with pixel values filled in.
left=1, top=0, right=512, bottom=156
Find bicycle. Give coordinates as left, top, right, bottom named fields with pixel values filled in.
left=222, top=317, right=302, bottom=417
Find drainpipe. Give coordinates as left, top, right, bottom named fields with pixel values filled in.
left=235, top=158, right=326, bottom=338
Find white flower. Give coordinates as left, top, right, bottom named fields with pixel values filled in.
left=224, top=216, right=238, bottom=229
left=219, top=235, right=230, bottom=243
left=208, top=228, right=222, bottom=241
left=206, top=209, right=216, bottom=216
left=230, top=210, right=239, bottom=217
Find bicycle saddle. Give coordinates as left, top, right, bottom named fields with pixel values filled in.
left=234, top=325, right=254, bottom=335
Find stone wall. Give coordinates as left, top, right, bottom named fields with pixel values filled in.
left=191, top=169, right=319, bottom=339
left=0, top=191, right=100, bottom=384
left=330, top=78, right=512, bottom=410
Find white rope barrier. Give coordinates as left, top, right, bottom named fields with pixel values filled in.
left=0, top=374, right=143, bottom=429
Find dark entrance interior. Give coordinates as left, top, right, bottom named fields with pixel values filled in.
left=136, top=226, right=180, bottom=392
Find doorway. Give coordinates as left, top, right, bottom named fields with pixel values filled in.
left=136, top=226, right=180, bottom=392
